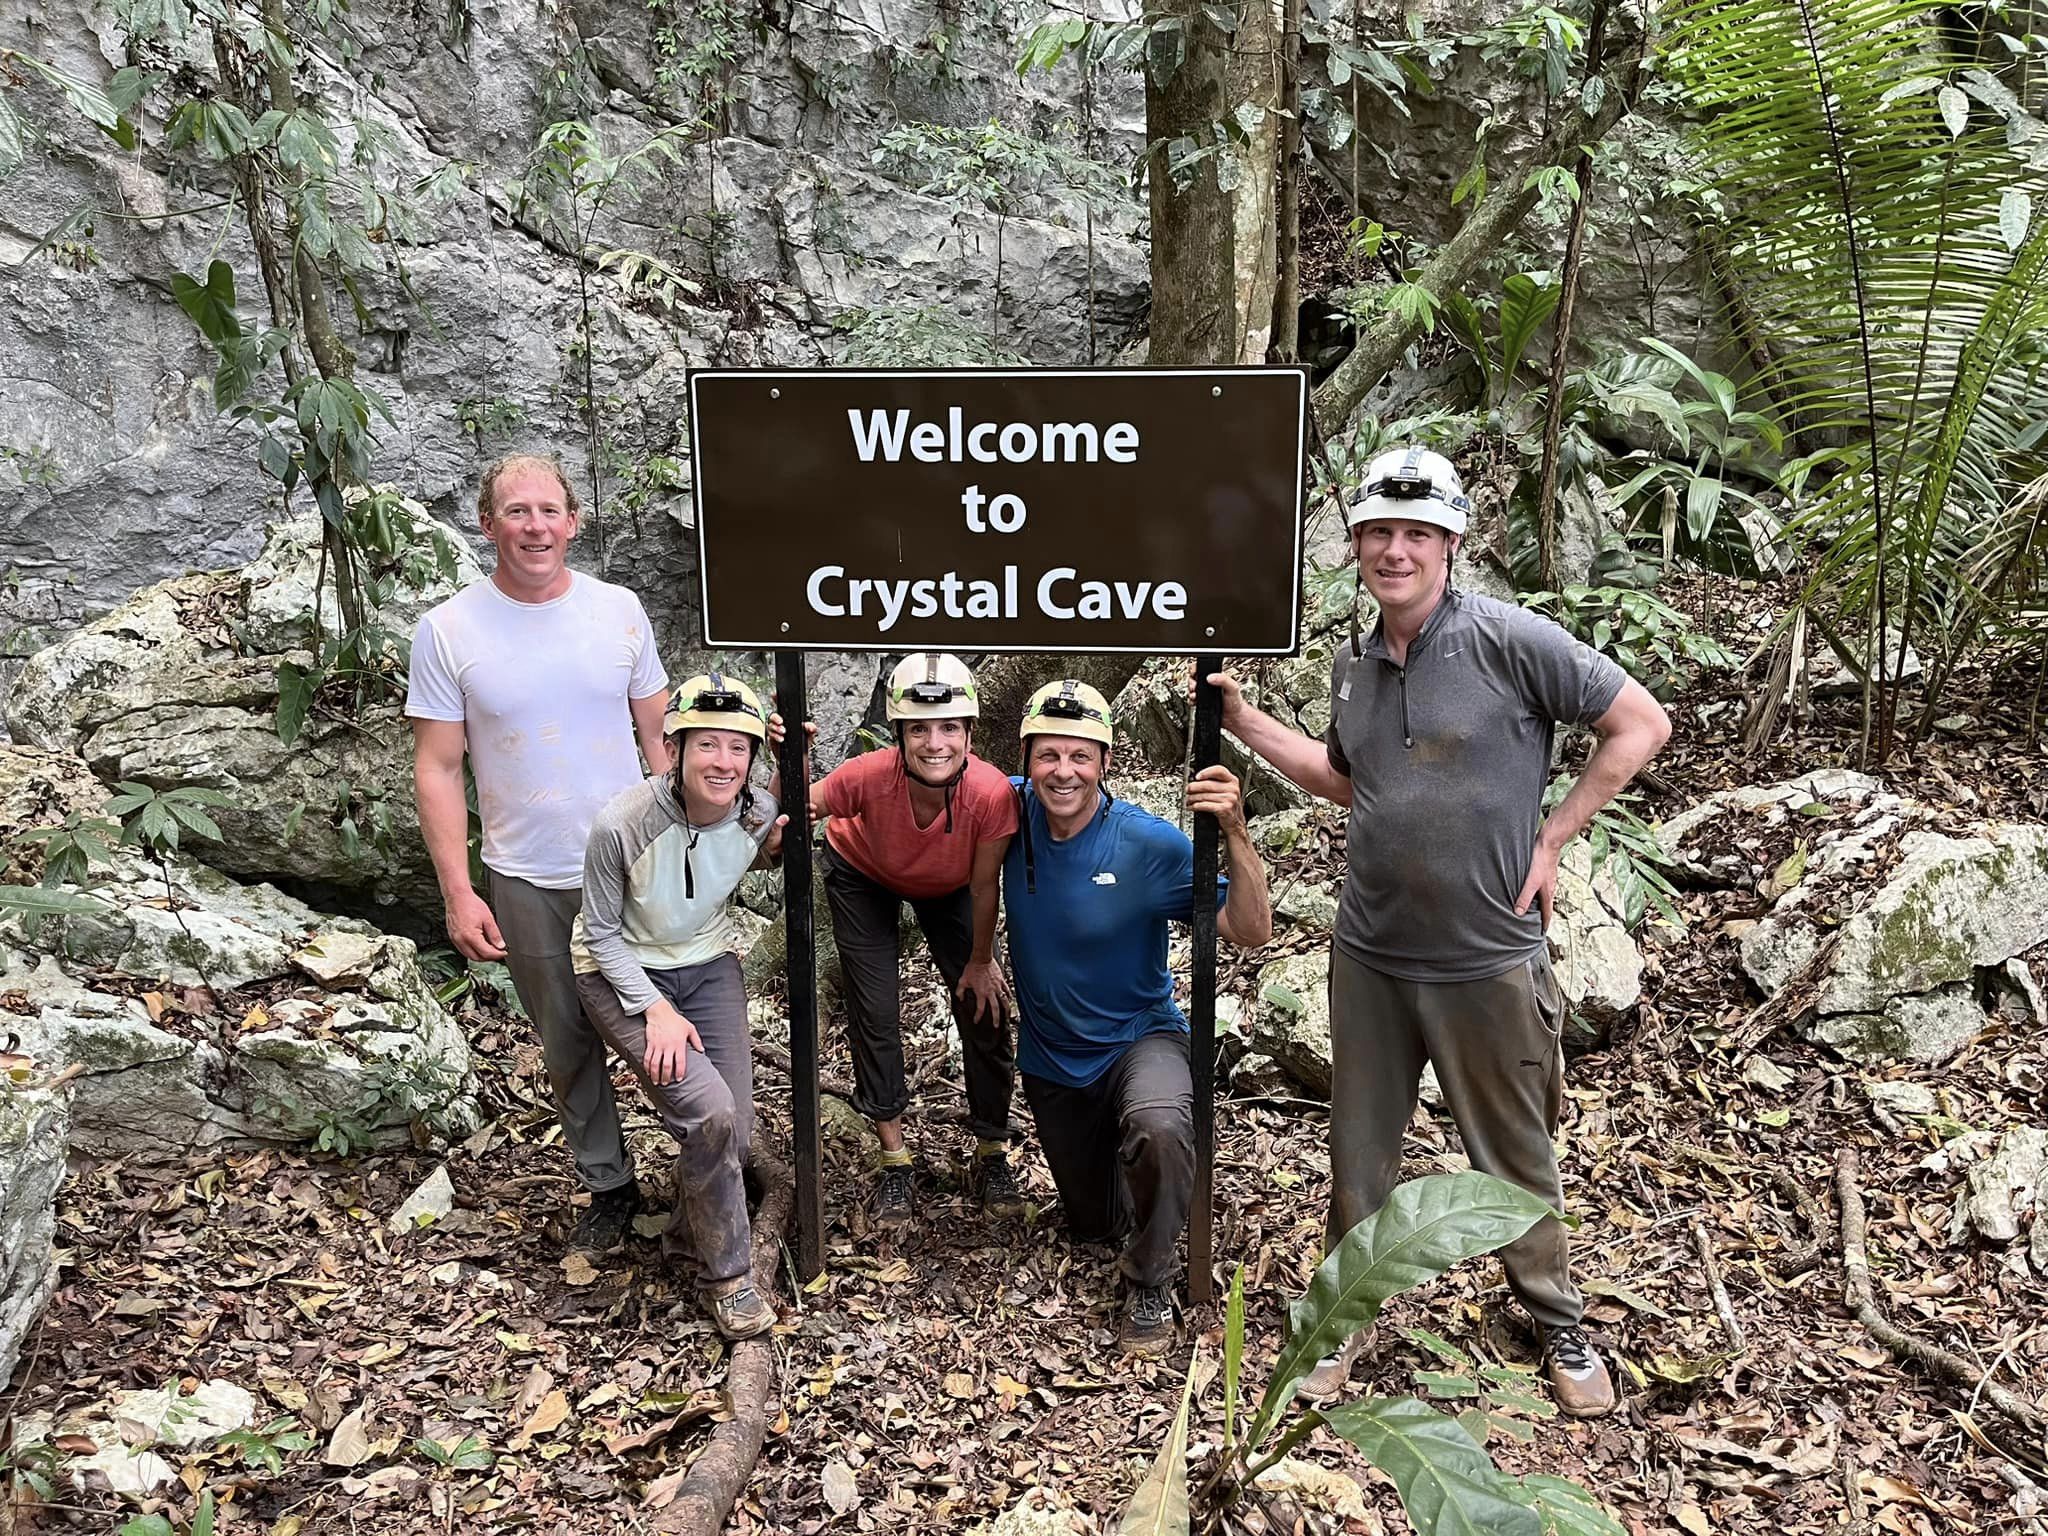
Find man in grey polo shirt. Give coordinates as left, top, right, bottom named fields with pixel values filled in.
left=1216, top=446, right=1670, bottom=1418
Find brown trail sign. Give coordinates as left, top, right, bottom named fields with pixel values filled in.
left=689, top=367, right=1307, bottom=1300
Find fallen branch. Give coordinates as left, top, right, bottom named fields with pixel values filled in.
left=1835, top=1147, right=2048, bottom=1448
left=752, top=1042, right=982, bottom=1132
left=656, top=1151, right=797, bottom=1536
left=1690, top=1216, right=1746, bottom=1352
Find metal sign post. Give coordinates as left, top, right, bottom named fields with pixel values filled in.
left=690, top=368, right=1305, bottom=1288
left=774, top=651, right=825, bottom=1281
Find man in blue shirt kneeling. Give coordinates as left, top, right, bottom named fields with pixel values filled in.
left=1004, top=680, right=1273, bottom=1358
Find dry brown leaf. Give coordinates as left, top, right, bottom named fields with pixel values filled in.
left=822, top=1458, right=861, bottom=1516
left=324, top=1407, right=372, bottom=1468
left=643, top=1466, right=688, bottom=1509
left=1675, top=1502, right=1713, bottom=1536
left=561, top=1252, right=599, bottom=1286
left=509, top=1389, right=570, bottom=1450
left=942, top=1372, right=977, bottom=1400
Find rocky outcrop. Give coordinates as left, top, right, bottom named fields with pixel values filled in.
left=1662, top=775, right=2048, bottom=1064
left=0, top=1080, right=69, bottom=1390
left=8, top=515, right=475, bottom=915
left=1, top=833, right=480, bottom=1155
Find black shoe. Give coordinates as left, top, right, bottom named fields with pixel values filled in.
left=570, top=1182, right=642, bottom=1256
left=873, top=1163, right=914, bottom=1232
left=1119, top=1282, right=1175, bottom=1358
left=977, top=1150, right=1026, bottom=1218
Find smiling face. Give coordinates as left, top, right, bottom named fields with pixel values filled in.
left=901, top=718, right=970, bottom=785
left=482, top=464, right=580, bottom=601
left=678, top=728, right=755, bottom=816
left=1352, top=517, right=1459, bottom=616
left=1027, top=734, right=1107, bottom=836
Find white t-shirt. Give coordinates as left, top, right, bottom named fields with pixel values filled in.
left=405, top=572, right=669, bottom=889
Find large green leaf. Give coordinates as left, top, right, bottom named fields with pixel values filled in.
left=0, top=884, right=113, bottom=917
left=1523, top=1473, right=1628, bottom=1536
left=1322, top=1396, right=1539, bottom=1536
left=1498, top=271, right=1560, bottom=389
left=1117, top=1358, right=1194, bottom=1536
left=1251, top=1173, right=1553, bottom=1440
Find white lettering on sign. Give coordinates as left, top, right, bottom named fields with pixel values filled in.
left=804, top=564, right=1190, bottom=633
left=847, top=408, right=1142, bottom=464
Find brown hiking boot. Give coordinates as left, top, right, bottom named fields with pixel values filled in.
left=702, top=1277, right=776, bottom=1340
left=1541, top=1325, right=1616, bottom=1418
left=976, top=1149, right=1027, bottom=1218
left=1119, top=1283, right=1175, bottom=1359
left=1299, top=1325, right=1375, bottom=1404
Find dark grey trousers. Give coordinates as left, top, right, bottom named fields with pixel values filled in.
left=574, top=953, right=755, bottom=1284
left=821, top=841, right=1015, bottom=1139
left=1327, top=946, right=1582, bottom=1330
left=1022, top=1032, right=1194, bottom=1288
left=489, top=870, right=633, bottom=1193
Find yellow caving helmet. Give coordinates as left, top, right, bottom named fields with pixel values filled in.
left=665, top=671, right=768, bottom=742
left=1019, top=679, right=1114, bottom=748
left=886, top=653, right=979, bottom=722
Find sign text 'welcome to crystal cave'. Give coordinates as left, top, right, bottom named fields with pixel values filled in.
left=687, top=368, right=1308, bottom=655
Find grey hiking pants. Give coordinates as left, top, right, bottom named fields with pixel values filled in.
left=1327, top=946, right=1582, bottom=1331
left=489, top=871, right=633, bottom=1194
left=574, top=953, right=755, bottom=1285
left=1022, top=1032, right=1194, bottom=1289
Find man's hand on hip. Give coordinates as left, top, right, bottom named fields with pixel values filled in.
left=642, top=999, right=702, bottom=1086
left=445, top=887, right=508, bottom=961
left=1513, top=842, right=1563, bottom=930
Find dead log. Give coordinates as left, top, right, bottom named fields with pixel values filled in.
left=1835, top=1146, right=2048, bottom=1449
left=656, top=1151, right=797, bottom=1536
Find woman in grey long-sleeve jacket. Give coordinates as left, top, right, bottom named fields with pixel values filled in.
left=569, top=672, right=786, bottom=1339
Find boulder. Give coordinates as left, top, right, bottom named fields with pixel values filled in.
left=1654, top=770, right=1890, bottom=888
left=1948, top=1127, right=2047, bottom=1252
left=1248, top=951, right=1333, bottom=1097
left=0, top=1079, right=69, bottom=1390
left=1, top=845, right=480, bottom=1155
left=1114, top=661, right=1311, bottom=819
left=6, top=513, right=477, bottom=916
left=15, top=1378, right=258, bottom=1496
left=1548, top=841, right=1644, bottom=1026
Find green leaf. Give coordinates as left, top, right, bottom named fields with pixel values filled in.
left=1252, top=1172, right=1553, bottom=1440
left=1415, top=1370, right=1481, bottom=1397
left=1398, top=1326, right=1473, bottom=1368
left=276, top=661, right=316, bottom=745
left=118, top=1517, right=178, bottom=1536
left=193, top=1491, right=217, bottom=1536
left=0, top=93, right=26, bottom=176
left=166, top=799, right=225, bottom=842
left=1499, top=271, right=1560, bottom=386
left=1321, top=1396, right=1540, bottom=1536
left=170, top=260, right=243, bottom=347
left=2000, top=188, right=2032, bottom=252
left=1937, top=83, right=1968, bottom=138
left=1522, top=1473, right=1627, bottom=1536
left=0, top=884, right=115, bottom=917
left=1684, top=474, right=1722, bottom=543
left=1223, top=1263, right=1245, bottom=1451
left=1117, top=1355, right=1194, bottom=1534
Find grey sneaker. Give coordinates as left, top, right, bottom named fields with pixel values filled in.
left=703, top=1278, right=776, bottom=1340
left=873, top=1163, right=914, bottom=1231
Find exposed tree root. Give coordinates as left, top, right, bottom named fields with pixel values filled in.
left=1835, top=1147, right=2048, bottom=1451
left=656, top=1153, right=796, bottom=1536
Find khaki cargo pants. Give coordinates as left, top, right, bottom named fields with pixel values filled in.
left=1326, top=946, right=1581, bottom=1331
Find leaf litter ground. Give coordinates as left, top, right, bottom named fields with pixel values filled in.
left=7, top=648, right=2047, bottom=1536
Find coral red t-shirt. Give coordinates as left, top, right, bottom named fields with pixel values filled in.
left=817, top=749, right=1020, bottom=898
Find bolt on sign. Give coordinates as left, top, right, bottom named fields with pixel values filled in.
left=688, top=368, right=1308, bottom=655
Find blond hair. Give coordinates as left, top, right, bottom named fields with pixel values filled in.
left=477, top=453, right=582, bottom=522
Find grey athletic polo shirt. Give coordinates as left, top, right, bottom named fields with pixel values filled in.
left=1324, top=588, right=1626, bottom=982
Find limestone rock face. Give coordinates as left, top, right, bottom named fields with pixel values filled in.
left=1249, top=951, right=1334, bottom=1097
left=1, top=840, right=480, bottom=1155
left=7, top=516, right=476, bottom=915
left=1548, top=841, right=1644, bottom=1027
left=0, top=1081, right=70, bottom=1390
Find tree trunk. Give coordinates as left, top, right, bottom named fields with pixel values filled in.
left=1268, top=0, right=1302, bottom=363
left=1311, top=57, right=1639, bottom=436
left=1146, top=0, right=1240, bottom=365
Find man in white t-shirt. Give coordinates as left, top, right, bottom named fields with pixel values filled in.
left=406, top=453, right=670, bottom=1256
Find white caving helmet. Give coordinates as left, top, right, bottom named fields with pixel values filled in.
left=1346, top=446, right=1471, bottom=536
left=885, top=653, right=979, bottom=722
